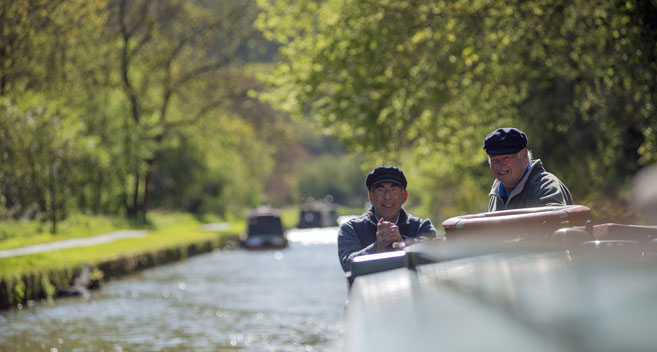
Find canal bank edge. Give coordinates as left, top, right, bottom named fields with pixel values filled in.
left=0, top=233, right=240, bottom=310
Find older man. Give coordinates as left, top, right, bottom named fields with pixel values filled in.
left=484, top=127, right=573, bottom=212
left=337, top=166, right=437, bottom=273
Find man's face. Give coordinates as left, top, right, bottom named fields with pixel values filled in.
left=368, top=182, right=408, bottom=221
left=489, top=149, right=530, bottom=190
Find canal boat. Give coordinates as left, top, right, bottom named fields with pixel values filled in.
left=297, top=197, right=338, bottom=228
left=343, top=205, right=657, bottom=352
left=241, top=206, right=287, bottom=250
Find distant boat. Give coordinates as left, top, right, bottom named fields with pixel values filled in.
left=241, top=206, right=287, bottom=250
left=297, top=197, right=338, bottom=229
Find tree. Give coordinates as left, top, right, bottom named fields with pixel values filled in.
left=257, top=0, right=657, bottom=221
left=0, top=0, right=61, bottom=94
left=108, top=0, right=261, bottom=221
left=1, top=0, right=317, bottom=226
left=490, top=0, right=657, bottom=217
left=0, top=0, right=110, bottom=94
left=0, top=0, right=116, bottom=231
left=296, top=153, right=366, bottom=207
left=0, top=96, right=99, bottom=232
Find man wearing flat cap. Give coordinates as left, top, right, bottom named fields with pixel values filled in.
left=337, top=166, right=437, bottom=273
left=483, top=127, right=573, bottom=212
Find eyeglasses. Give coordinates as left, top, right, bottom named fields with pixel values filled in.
left=371, top=187, right=404, bottom=197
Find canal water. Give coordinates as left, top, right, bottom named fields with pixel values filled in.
left=0, top=227, right=347, bottom=352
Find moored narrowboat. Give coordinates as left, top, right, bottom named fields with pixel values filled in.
left=241, top=206, right=287, bottom=250
left=297, top=197, right=338, bottom=229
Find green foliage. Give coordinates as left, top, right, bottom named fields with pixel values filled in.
left=188, top=111, right=274, bottom=216
left=40, top=274, right=56, bottom=298
left=336, top=205, right=368, bottom=217
left=0, top=0, right=292, bottom=224
left=493, top=0, right=657, bottom=219
left=0, top=0, right=105, bottom=94
left=105, top=0, right=266, bottom=220
left=296, top=153, right=367, bottom=207
left=257, top=0, right=657, bottom=222
left=0, top=220, right=47, bottom=244
left=6, top=0, right=652, bottom=226
left=279, top=206, right=300, bottom=230
left=0, top=95, right=102, bottom=224
left=13, top=279, right=25, bottom=304
left=145, top=212, right=201, bottom=229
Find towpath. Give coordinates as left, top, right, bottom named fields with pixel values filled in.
left=0, top=222, right=230, bottom=259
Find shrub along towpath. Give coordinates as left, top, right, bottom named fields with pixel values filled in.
left=0, top=218, right=241, bottom=310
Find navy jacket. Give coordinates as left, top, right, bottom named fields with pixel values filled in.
left=337, top=207, right=437, bottom=273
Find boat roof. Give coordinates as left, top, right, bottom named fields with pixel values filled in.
left=247, top=206, right=281, bottom=218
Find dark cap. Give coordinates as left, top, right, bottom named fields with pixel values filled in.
left=483, top=127, right=528, bottom=155
left=366, top=166, right=407, bottom=190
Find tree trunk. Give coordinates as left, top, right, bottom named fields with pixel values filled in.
left=127, top=170, right=141, bottom=220
left=141, top=164, right=153, bottom=224
left=49, top=163, right=57, bottom=234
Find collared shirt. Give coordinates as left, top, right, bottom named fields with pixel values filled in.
left=498, top=165, right=531, bottom=203
left=373, top=213, right=400, bottom=224
left=488, top=159, right=573, bottom=212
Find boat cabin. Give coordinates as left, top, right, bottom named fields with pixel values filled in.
left=297, top=198, right=338, bottom=229
left=241, top=206, right=287, bottom=250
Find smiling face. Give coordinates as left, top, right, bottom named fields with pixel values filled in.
left=368, top=182, right=408, bottom=221
left=489, top=149, right=530, bottom=190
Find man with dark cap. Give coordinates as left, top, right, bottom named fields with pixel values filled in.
left=337, top=166, right=437, bottom=273
left=483, top=127, right=573, bottom=212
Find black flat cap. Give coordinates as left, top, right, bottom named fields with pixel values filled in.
left=366, top=166, right=407, bottom=190
left=483, top=127, right=528, bottom=155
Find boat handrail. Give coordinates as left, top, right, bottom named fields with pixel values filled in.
left=442, top=205, right=591, bottom=237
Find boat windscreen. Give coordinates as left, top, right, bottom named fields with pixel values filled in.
left=248, top=216, right=283, bottom=236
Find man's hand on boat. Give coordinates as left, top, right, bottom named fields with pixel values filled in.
left=391, top=237, right=421, bottom=250
left=375, top=218, right=429, bottom=251
left=375, top=218, right=404, bottom=252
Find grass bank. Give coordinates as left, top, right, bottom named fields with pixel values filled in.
left=0, top=212, right=244, bottom=310
left=0, top=213, right=139, bottom=251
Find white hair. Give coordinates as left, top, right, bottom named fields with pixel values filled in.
left=487, top=149, right=533, bottom=165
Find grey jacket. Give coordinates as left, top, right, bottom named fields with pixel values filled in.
left=337, top=207, right=437, bottom=273
left=488, top=159, right=573, bottom=212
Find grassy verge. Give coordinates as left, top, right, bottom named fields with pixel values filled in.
left=0, top=213, right=242, bottom=276
left=0, top=212, right=244, bottom=309
left=336, top=205, right=367, bottom=217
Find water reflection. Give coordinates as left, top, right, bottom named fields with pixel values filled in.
left=285, top=226, right=340, bottom=245
left=0, top=228, right=346, bottom=352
